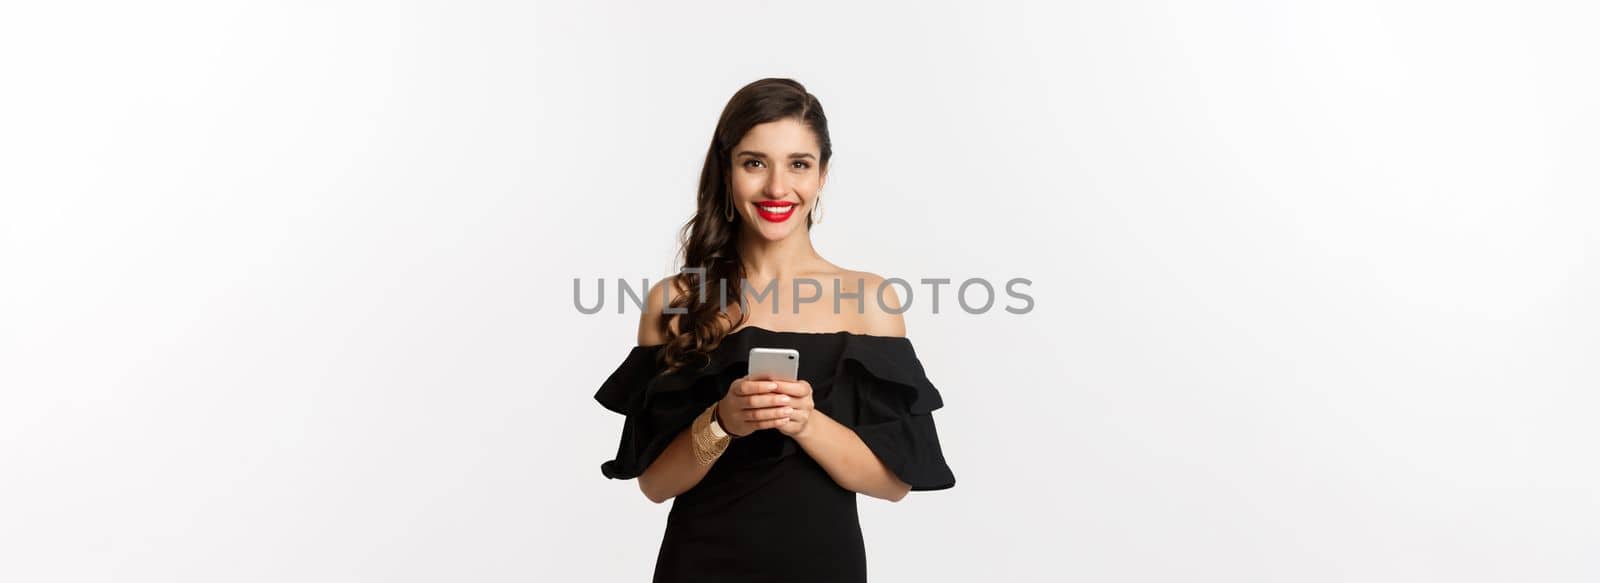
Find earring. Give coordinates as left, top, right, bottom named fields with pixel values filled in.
left=810, top=195, right=823, bottom=225
left=724, top=191, right=735, bottom=222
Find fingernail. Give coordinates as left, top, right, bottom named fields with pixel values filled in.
left=781, top=396, right=791, bottom=403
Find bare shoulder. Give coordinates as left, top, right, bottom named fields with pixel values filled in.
left=845, top=270, right=906, bottom=338
left=638, top=274, right=683, bottom=346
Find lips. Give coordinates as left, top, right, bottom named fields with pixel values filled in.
left=754, top=201, right=798, bottom=223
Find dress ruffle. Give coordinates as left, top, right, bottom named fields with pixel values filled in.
left=595, top=327, right=956, bottom=491
left=834, top=334, right=956, bottom=491
left=592, top=344, right=741, bottom=481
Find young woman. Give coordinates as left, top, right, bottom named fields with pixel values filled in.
left=594, top=78, right=956, bottom=582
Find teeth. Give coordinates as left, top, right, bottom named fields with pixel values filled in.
left=759, top=205, right=794, bottom=213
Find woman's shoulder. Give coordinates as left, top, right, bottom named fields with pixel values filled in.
left=637, top=274, right=684, bottom=346
left=828, top=268, right=906, bottom=338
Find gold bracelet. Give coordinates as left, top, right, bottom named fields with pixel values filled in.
left=691, top=403, right=731, bottom=465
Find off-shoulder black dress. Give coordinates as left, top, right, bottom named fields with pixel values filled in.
left=595, top=326, right=956, bottom=583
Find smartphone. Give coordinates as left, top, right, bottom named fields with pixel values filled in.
left=748, top=347, right=800, bottom=381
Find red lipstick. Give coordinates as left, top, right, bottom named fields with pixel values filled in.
left=754, top=201, right=798, bottom=223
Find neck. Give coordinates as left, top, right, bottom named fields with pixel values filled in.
left=736, top=226, right=820, bottom=283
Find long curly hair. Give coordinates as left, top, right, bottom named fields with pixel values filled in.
left=659, top=78, right=833, bottom=374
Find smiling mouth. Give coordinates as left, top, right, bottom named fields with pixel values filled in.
left=754, top=201, right=797, bottom=222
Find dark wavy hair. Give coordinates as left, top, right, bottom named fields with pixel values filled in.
left=659, top=78, right=833, bottom=374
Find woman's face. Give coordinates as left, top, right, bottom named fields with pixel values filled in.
left=727, top=118, right=826, bottom=242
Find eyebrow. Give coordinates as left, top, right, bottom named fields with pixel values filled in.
left=735, top=150, right=816, bottom=160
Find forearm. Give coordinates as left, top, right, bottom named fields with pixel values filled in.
left=636, top=425, right=715, bottom=503
left=792, top=410, right=912, bottom=502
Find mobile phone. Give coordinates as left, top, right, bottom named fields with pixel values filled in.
left=748, top=347, right=800, bottom=381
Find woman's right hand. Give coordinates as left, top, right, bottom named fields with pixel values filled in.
left=717, top=375, right=794, bottom=437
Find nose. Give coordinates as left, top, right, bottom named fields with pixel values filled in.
left=763, top=170, right=788, bottom=198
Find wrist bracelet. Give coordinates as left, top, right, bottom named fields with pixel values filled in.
left=712, top=402, right=749, bottom=438
left=691, top=405, right=730, bottom=465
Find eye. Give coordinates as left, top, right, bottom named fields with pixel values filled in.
left=743, top=159, right=764, bottom=169
left=792, top=161, right=810, bottom=169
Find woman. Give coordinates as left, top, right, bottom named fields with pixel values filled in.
left=594, top=78, right=956, bottom=582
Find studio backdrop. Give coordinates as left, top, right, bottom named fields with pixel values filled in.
left=1, top=1, right=1595, bottom=582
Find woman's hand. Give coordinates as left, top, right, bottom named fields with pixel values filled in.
left=771, top=380, right=815, bottom=438
left=717, top=376, right=796, bottom=436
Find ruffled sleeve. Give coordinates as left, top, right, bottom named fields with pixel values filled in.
left=836, top=335, right=957, bottom=491
left=593, top=344, right=744, bottom=480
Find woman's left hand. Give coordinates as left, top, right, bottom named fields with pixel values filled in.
left=771, top=379, right=816, bottom=438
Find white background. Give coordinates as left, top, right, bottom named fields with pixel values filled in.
left=2, top=1, right=1596, bottom=581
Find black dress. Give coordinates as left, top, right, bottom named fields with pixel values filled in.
left=595, top=326, right=957, bottom=583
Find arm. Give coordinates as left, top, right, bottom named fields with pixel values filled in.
left=792, top=411, right=913, bottom=502
left=637, top=423, right=715, bottom=504
left=639, top=380, right=791, bottom=503
left=784, top=273, right=914, bottom=502
left=632, top=276, right=713, bottom=504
